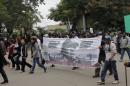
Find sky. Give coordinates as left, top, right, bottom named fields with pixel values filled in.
left=37, top=0, right=60, bottom=27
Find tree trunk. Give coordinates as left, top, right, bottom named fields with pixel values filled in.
left=71, top=16, right=79, bottom=32
left=82, top=14, right=86, bottom=32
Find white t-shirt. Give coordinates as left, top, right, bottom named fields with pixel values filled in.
left=37, top=38, right=42, bottom=50
left=104, top=42, right=117, bottom=61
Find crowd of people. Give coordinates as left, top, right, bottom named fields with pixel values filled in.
left=0, top=36, right=47, bottom=84
left=0, top=31, right=130, bottom=85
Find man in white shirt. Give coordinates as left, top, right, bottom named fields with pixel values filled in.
left=97, top=38, right=119, bottom=85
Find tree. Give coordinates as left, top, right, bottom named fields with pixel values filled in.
left=49, top=0, right=130, bottom=32
left=0, top=0, right=44, bottom=35
left=48, top=0, right=89, bottom=32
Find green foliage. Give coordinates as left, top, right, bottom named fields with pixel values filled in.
left=49, top=0, right=130, bottom=32
left=0, top=0, right=44, bottom=35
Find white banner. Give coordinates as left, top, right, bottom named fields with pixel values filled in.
left=43, top=36, right=102, bottom=68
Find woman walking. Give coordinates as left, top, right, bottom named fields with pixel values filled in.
left=30, top=36, right=47, bottom=74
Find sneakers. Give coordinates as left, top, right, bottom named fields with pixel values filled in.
left=112, top=80, right=119, bottom=84
left=97, top=81, right=105, bottom=85
left=97, top=80, right=119, bottom=85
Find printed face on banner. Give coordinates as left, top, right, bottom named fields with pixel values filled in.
left=43, top=36, right=102, bottom=68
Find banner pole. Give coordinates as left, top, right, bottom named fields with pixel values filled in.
left=125, top=66, right=128, bottom=86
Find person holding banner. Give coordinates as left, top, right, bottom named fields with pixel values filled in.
left=97, top=38, right=119, bottom=85
left=93, top=40, right=112, bottom=78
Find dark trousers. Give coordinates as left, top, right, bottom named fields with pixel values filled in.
left=101, top=60, right=119, bottom=82
left=15, top=56, right=21, bottom=70
left=21, top=58, right=32, bottom=71
left=10, top=57, right=15, bottom=68
left=31, top=58, right=46, bottom=72
left=0, top=67, right=8, bottom=82
left=117, top=43, right=121, bottom=54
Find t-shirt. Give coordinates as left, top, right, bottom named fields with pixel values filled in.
left=120, top=37, right=129, bottom=48
left=104, top=42, right=117, bottom=61
left=37, top=39, right=42, bottom=50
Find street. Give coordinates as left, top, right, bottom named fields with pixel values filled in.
left=1, top=54, right=130, bottom=86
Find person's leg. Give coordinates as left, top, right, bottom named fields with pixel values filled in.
left=100, top=61, right=109, bottom=82
left=108, top=61, right=113, bottom=75
left=24, top=58, right=32, bottom=68
left=16, top=56, right=20, bottom=70
left=126, top=48, right=130, bottom=60
left=120, top=48, right=125, bottom=61
left=21, top=58, right=26, bottom=72
left=11, top=57, right=15, bottom=68
left=30, top=58, right=36, bottom=73
left=36, top=58, right=46, bottom=72
left=0, top=67, right=8, bottom=84
left=111, top=61, right=119, bottom=83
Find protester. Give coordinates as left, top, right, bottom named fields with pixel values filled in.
left=97, top=38, right=119, bottom=85
left=120, top=33, right=130, bottom=62
left=8, top=39, right=16, bottom=69
left=30, top=36, right=47, bottom=74
left=0, top=38, right=9, bottom=84
left=93, top=40, right=112, bottom=78
left=14, top=37, right=22, bottom=70
left=21, top=38, right=32, bottom=72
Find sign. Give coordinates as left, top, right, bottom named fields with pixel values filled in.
left=43, top=36, right=102, bottom=68
left=124, top=15, right=130, bottom=33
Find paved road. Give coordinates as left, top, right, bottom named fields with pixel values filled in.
left=1, top=54, right=130, bottom=86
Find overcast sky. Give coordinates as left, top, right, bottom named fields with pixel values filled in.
left=37, top=0, right=60, bottom=27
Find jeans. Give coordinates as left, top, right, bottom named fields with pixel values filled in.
left=31, top=58, right=46, bottom=72
left=101, top=60, right=119, bottom=82
left=120, top=48, right=130, bottom=60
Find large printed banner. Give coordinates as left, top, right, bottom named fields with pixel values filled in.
left=43, top=36, right=102, bottom=68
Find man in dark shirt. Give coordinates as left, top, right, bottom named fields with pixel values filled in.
left=0, top=39, right=8, bottom=84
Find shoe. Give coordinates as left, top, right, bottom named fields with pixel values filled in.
left=72, top=67, right=79, bottom=70
left=93, top=75, right=100, bottom=78
left=1, top=81, right=8, bottom=84
left=51, top=64, right=55, bottom=67
left=21, top=69, right=25, bottom=72
left=97, top=81, right=105, bottom=85
left=16, top=68, right=20, bottom=71
left=112, top=80, right=119, bottom=84
left=72, top=67, right=76, bottom=70
left=29, top=71, right=34, bottom=74
left=44, top=68, right=47, bottom=73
